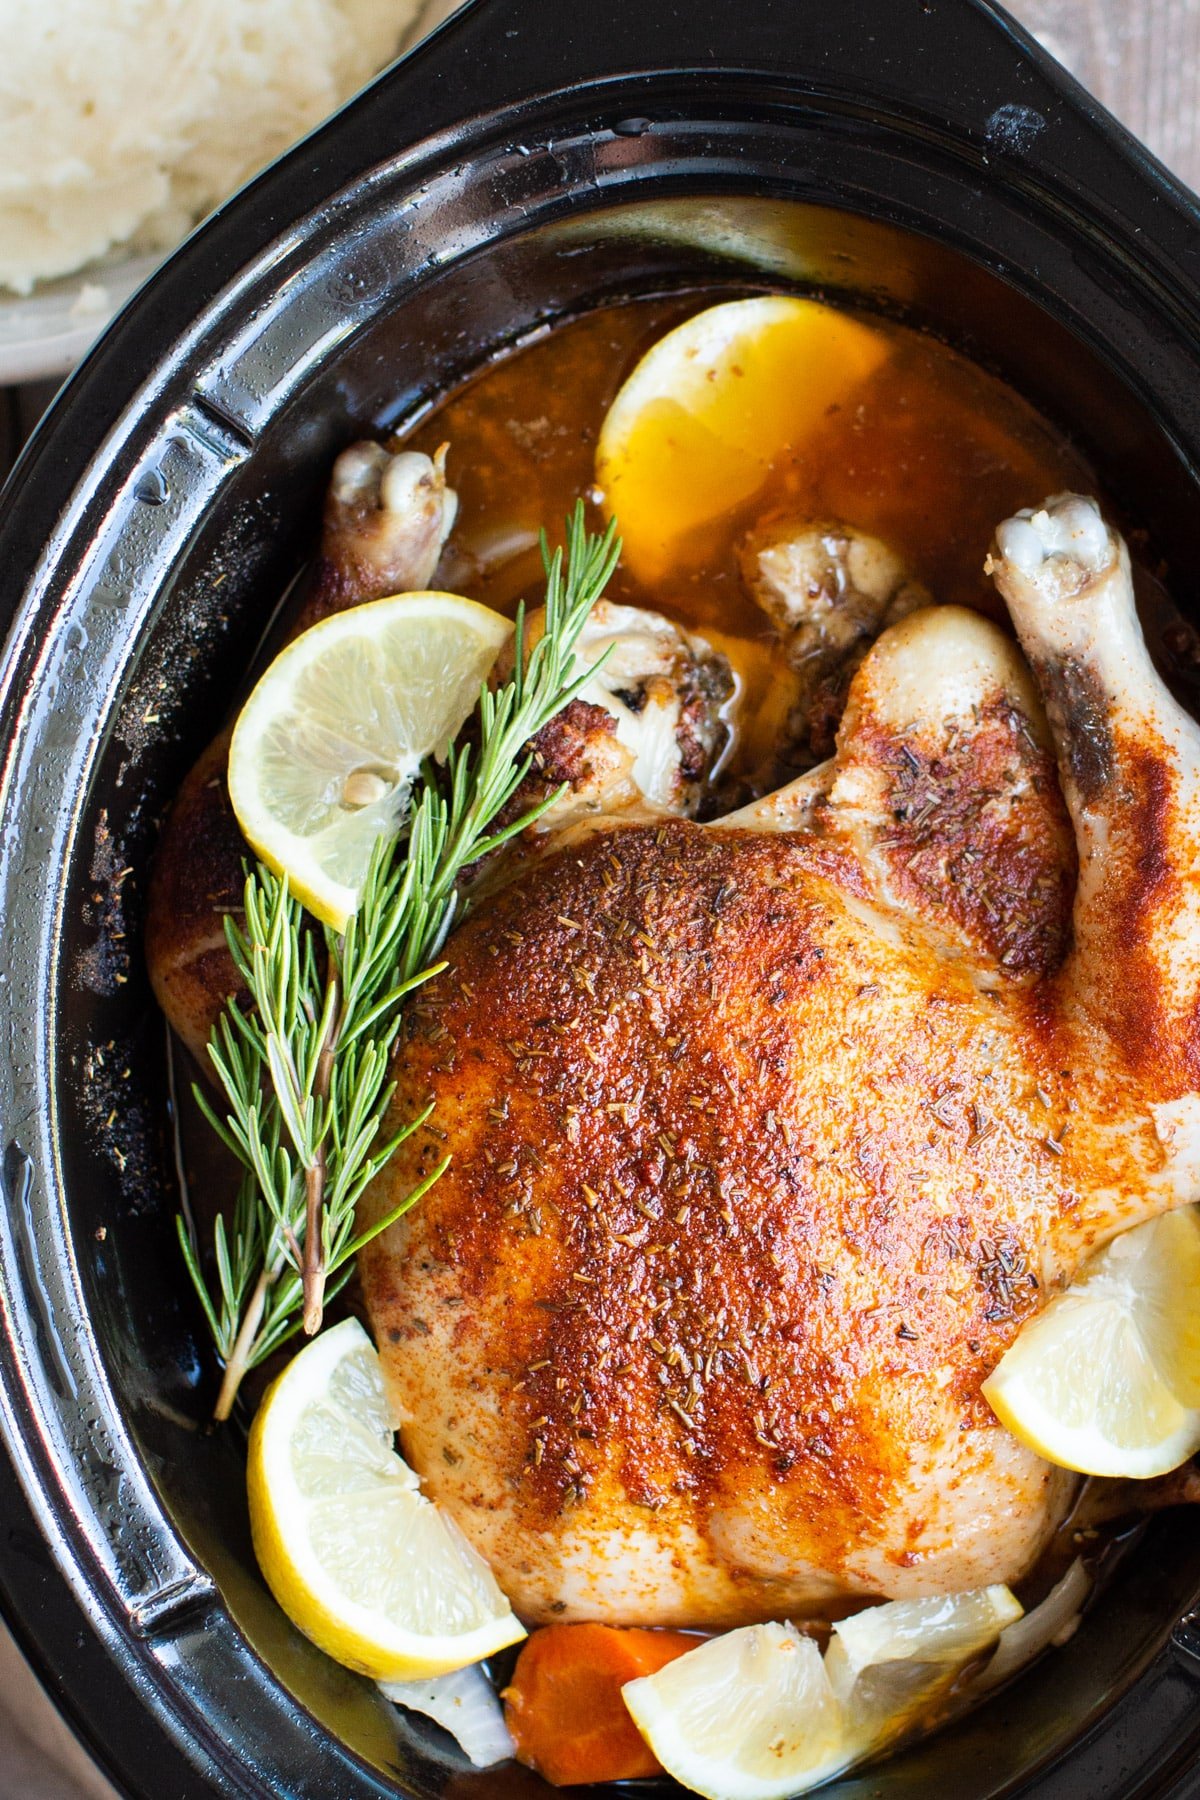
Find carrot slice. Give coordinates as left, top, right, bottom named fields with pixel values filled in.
left=503, top=1622, right=700, bottom=1784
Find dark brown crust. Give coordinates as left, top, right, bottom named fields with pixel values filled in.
left=1032, top=655, right=1114, bottom=805
left=1065, top=725, right=1197, bottom=1090
left=1101, top=736, right=1177, bottom=1077
left=675, top=652, right=734, bottom=784
left=863, top=696, right=1076, bottom=979
left=529, top=699, right=620, bottom=787
left=805, top=664, right=860, bottom=761
left=464, top=701, right=626, bottom=880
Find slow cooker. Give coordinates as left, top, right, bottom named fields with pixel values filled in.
left=3, top=0, right=1200, bottom=1793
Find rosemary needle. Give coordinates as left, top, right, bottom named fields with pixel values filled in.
left=177, top=502, right=620, bottom=1420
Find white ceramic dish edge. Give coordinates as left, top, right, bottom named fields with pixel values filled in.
left=0, top=0, right=462, bottom=386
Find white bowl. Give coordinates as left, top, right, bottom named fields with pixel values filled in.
left=0, top=0, right=461, bottom=385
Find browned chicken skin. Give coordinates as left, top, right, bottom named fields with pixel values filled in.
left=359, top=497, right=1200, bottom=1625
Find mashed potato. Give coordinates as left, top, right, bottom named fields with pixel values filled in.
left=0, top=0, right=423, bottom=294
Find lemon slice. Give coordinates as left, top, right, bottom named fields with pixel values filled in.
left=228, top=592, right=511, bottom=930
left=247, top=1317, right=525, bottom=1680
left=595, top=296, right=889, bottom=586
left=622, top=1588, right=1020, bottom=1800
left=982, top=1207, right=1200, bottom=1478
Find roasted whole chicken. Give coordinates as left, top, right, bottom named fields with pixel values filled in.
left=358, top=493, right=1200, bottom=1626
left=148, top=447, right=1200, bottom=1628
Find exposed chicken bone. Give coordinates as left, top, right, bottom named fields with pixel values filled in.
left=318, top=441, right=458, bottom=611
left=740, top=519, right=931, bottom=764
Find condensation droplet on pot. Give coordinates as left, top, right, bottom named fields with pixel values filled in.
left=134, top=466, right=170, bottom=506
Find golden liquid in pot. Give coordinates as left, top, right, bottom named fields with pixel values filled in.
left=406, top=293, right=1096, bottom=781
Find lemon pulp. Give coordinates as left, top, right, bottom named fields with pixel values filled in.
left=622, top=1587, right=1020, bottom=1800
left=983, top=1206, right=1200, bottom=1477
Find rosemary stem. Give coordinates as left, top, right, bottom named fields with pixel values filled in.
left=301, top=967, right=340, bottom=1335
left=301, top=1156, right=327, bottom=1335
left=214, top=1265, right=270, bottom=1422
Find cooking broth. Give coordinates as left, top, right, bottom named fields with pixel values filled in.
left=410, top=294, right=1097, bottom=780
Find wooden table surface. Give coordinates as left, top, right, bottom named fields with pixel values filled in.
left=1028, top=0, right=1200, bottom=192
left=1, top=1, right=1198, bottom=1795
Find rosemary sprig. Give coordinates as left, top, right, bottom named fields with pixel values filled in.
left=178, top=503, right=620, bottom=1420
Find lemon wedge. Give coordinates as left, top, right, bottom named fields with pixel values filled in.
left=623, top=1623, right=845, bottom=1800
left=824, top=1585, right=1023, bottom=1746
left=247, top=1317, right=525, bottom=1680
left=228, top=591, right=511, bottom=930
left=622, top=1587, right=1020, bottom=1800
left=595, top=296, right=889, bottom=586
left=982, top=1206, right=1200, bottom=1478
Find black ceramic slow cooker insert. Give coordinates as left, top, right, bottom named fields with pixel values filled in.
left=3, top=0, right=1200, bottom=1795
